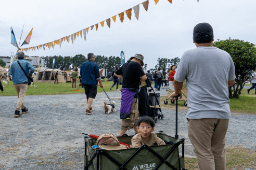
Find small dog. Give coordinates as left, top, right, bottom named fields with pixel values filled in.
left=104, top=101, right=116, bottom=114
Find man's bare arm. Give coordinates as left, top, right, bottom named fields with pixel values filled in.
left=228, top=79, right=235, bottom=87
left=140, top=75, right=147, bottom=81
left=172, top=79, right=183, bottom=99
left=114, top=73, right=123, bottom=79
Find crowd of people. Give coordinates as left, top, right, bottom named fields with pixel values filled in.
left=4, top=22, right=256, bottom=169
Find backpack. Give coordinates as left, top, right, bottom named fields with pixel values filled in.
left=157, top=71, right=162, bottom=79
left=96, top=133, right=120, bottom=146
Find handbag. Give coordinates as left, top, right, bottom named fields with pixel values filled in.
left=17, top=61, right=33, bottom=85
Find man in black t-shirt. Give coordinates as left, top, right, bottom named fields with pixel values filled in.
left=115, top=54, right=147, bottom=136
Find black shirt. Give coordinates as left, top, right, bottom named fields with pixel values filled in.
left=116, top=61, right=145, bottom=90
left=0, top=81, right=3, bottom=91
left=112, top=71, right=118, bottom=80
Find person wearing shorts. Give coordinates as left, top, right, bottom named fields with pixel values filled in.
left=80, top=53, right=103, bottom=115
left=115, top=54, right=147, bottom=136
left=169, top=65, right=176, bottom=90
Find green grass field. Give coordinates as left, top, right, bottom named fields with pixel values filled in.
left=0, top=81, right=120, bottom=96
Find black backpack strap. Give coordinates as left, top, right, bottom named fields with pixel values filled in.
left=17, top=61, right=28, bottom=77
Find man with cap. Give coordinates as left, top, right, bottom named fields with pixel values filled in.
left=114, top=54, right=147, bottom=136
left=9, top=51, right=35, bottom=118
left=80, top=53, right=103, bottom=115
left=172, top=23, right=235, bottom=170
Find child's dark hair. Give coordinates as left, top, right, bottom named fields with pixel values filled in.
left=137, top=116, right=155, bottom=128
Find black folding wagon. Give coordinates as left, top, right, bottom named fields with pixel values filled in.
left=83, top=96, right=186, bottom=170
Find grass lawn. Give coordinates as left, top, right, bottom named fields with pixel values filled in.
left=229, top=88, right=256, bottom=115
left=185, top=146, right=256, bottom=170
left=0, top=81, right=120, bottom=96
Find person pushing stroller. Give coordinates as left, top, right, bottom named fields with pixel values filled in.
left=114, top=54, right=147, bottom=136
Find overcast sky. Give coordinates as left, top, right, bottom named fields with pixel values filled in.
left=1, top=0, right=256, bottom=69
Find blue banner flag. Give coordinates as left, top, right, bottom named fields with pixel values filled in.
left=11, top=27, right=18, bottom=48
left=52, top=58, right=55, bottom=69
left=120, top=51, right=125, bottom=65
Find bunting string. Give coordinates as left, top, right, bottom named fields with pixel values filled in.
left=19, top=0, right=199, bottom=52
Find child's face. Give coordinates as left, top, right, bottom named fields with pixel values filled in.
left=137, top=122, right=154, bottom=141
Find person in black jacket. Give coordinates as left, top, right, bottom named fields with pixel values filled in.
left=0, top=81, right=3, bottom=93
left=146, top=70, right=153, bottom=83
left=110, top=68, right=119, bottom=90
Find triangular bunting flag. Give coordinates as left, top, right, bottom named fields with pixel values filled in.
left=168, top=0, right=172, bottom=3
left=77, top=31, right=79, bottom=37
left=133, top=5, right=140, bottom=20
left=71, top=34, right=74, bottom=44
left=10, top=27, right=19, bottom=48
left=59, top=39, right=62, bottom=48
left=142, top=0, right=149, bottom=11
left=100, top=21, right=104, bottom=27
left=86, top=27, right=89, bottom=34
left=43, top=44, right=45, bottom=50
left=126, top=8, right=132, bottom=20
left=62, top=37, right=65, bottom=42
left=80, top=30, right=82, bottom=38
left=95, top=23, right=99, bottom=31
left=112, top=15, right=117, bottom=22
left=21, top=28, right=33, bottom=46
left=119, top=12, right=124, bottom=23
left=82, top=29, right=86, bottom=41
left=106, top=18, right=111, bottom=28
left=74, top=33, right=77, bottom=40
left=154, top=0, right=159, bottom=5
left=66, top=36, right=70, bottom=43
left=90, top=25, right=94, bottom=30
left=52, top=41, right=54, bottom=49
left=33, top=47, right=36, bottom=51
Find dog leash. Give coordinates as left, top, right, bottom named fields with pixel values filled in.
left=102, top=88, right=112, bottom=103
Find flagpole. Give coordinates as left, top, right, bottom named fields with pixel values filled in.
left=19, top=25, right=24, bottom=46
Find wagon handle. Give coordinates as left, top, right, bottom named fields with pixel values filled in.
left=175, top=95, right=180, bottom=139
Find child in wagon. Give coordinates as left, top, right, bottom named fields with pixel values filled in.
left=131, top=116, right=166, bottom=148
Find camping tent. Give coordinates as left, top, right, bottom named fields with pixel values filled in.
left=34, top=69, right=65, bottom=83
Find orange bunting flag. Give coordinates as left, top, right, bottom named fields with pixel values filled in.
left=112, top=15, right=117, bottom=22
left=95, top=23, right=98, bottom=31
left=126, top=8, right=132, bottom=20
left=86, top=27, right=89, bottom=34
left=66, top=36, right=70, bottom=43
left=168, top=0, right=172, bottom=3
left=106, top=18, right=111, bottom=28
left=119, top=12, right=124, bottom=23
left=74, top=33, right=77, bottom=40
left=100, top=21, right=104, bottom=27
left=142, top=0, right=149, bottom=11
left=82, top=29, right=86, bottom=41
left=77, top=31, right=79, bottom=37
left=80, top=30, right=82, bottom=38
left=154, top=0, right=159, bottom=4
left=50, top=42, right=52, bottom=47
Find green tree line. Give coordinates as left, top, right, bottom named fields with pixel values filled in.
left=43, top=54, right=122, bottom=72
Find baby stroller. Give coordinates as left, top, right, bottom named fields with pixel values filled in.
left=83, top=96, right=186, bottom=170
left=146, top=79, right=164, bottom=122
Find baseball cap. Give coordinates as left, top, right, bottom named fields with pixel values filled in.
left=129, top=54, right=144, bottom=66
left=193, top=23, right=213, bottom=44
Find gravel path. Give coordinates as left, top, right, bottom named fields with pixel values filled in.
left=0, top=87, right=255, bottom=169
